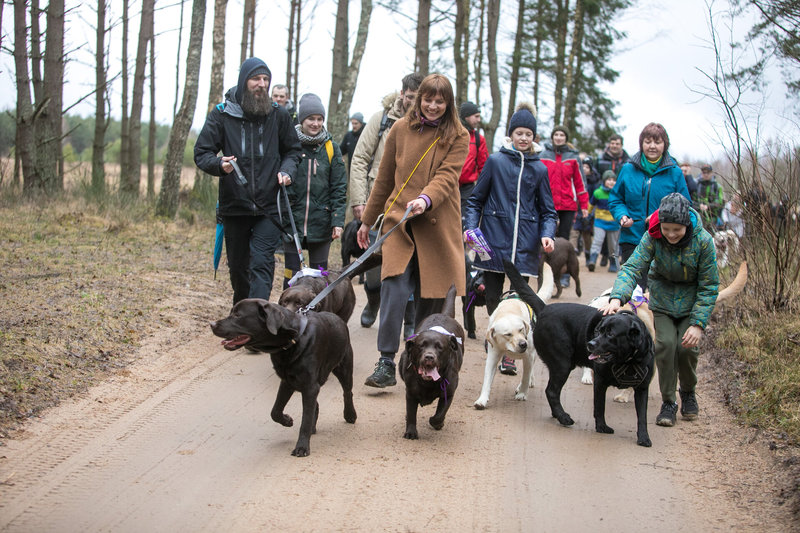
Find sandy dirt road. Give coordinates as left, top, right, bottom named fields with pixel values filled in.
left=0, top=267, right=790, bottom=532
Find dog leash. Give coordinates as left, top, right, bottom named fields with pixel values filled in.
left=300, top=204, right=415, bottom=314
left=277, top=182, right=308, bottom=270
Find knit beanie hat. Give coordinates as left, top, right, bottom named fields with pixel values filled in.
left=658, top=193, right=691, bottom=226
left=602, top=170, right=616, bottom=182
left=350, top=112, right=364, bottom=125
left=459, top=101, right=480, bottom=120
left=297, top=93, right=326, bottom=124
left=507, top=102, right=537, bottom=136
left=551, top=125, right=570, bottom=141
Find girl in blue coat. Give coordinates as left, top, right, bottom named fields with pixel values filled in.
left=464, top=102, right=557, bottom=316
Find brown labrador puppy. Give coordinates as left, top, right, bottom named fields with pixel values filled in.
left=398, top=285, right=463, bottom=440
left=278, top=270, right=356, bottom=323
left=210, top=299, right=356, bottom=457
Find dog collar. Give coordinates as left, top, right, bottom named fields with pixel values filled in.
left=499, top=292, right=535, bottom=323
left=267, top=315, right=309, bottom=353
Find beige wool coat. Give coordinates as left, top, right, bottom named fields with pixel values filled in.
left=362, top=116, right=469, bottom=298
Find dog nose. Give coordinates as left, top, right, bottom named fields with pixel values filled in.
left=209, top=321, right=217, bottom=329
left=519, top=340, right=527, bottom=351
left=587, top=340, right=596, bottom=351
left=423, top=353, right=435, bottom=362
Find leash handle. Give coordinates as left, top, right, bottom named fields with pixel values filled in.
left=280, top=182, right=307, bottom=270
left=301, top=204, right=415, bottom=314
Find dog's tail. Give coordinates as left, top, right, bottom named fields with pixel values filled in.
left=503, top=259, right=546, bottom=316
left=342, top=253, right=382, bottom=280
left=716, top=261, right=747, bottom=305
left=537, top=262, right=554, bottom=304
left=441, top=284, right=457, bottom=318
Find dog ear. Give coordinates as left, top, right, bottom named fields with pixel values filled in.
left=261, top=302, right=283, bottom=335
left=449, top=336, right=460, bottom=354
left=486, top=327, right=495, bottom=347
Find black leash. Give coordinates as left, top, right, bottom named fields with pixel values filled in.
left=300, top=204, right=414, bottom=314
left=278, top=182, right=307, bottom=270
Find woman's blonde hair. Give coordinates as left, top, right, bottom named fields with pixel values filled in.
left=407, top=73, right=464, bottom=144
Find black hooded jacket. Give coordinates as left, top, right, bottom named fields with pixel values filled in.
left=194, top=59, right=301, bottom=217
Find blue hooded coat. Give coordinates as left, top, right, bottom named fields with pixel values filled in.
left=464, top=143, right=558, bottom=276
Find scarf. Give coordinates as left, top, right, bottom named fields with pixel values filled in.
left=417, top=112, right=441, bottom=133
left=295, top=124, right=328, bottom=146
left=640, top=153, right=662, bottom=177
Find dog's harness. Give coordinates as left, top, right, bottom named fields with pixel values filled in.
left=610, top=362, right=649, bottom=388
left=299, top=205, right=415, bottom=314
left=286, top=266, right=330, bottom=287
left=499, top=291, right=536, bottom=324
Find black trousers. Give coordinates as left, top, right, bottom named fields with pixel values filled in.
left=556, top=210, right=575, bottom=240
left=222, top=215, right=283, bottom=305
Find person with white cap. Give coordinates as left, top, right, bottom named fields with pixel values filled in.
left=600, top=192, right=719, bottom=428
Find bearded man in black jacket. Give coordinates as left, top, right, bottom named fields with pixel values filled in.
left=195, top=57, right=301, bottom=304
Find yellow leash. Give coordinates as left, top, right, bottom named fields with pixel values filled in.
left=382, top=136, right=440, bottom=218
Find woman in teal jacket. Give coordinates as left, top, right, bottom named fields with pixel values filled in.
left=601, top=193, right=719, bottom=428
left=283, top=93, right=347, bottom=287
left=608, top=123, right=690, bottom=287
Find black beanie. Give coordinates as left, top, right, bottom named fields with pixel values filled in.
left=459, top=101, right=480, bottom=120
left=658, top=193, right=691, bottom=226
left=507, top=103, right=537, bottom=136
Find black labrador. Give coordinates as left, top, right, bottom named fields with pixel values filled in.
left=341, top=219, right=365, bottom=284
left=399, top=285, right=463, bottom=440
left=210, top=299, right=357, bottom=457
left=504, top=259, right=655, bottom=447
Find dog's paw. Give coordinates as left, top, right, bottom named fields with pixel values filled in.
left=403, top=428, right=419, bottom=440
left=429, top=416, right=445, bottom=430
left=637, top=434, right=652, bottom=447
left=555, top=413, right=575, bottom=426
left=514, top=390, right=528, bottom=401
left=581, top=368, right=593, bottom=385
left=272, top=412, right=293, bottom=427
left=291, top=445, right=310, bottom=457
left=596, top=423, right=614, bottom=434
left=344, top=407, right=357, bottom=424
left=613, top=390, right=631, bottom=403
left=473, top=398, right=488, bottom=410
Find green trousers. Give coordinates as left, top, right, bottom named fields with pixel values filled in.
left=653, top=312, right=700, bottom=403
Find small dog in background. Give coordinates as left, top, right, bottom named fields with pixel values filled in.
left=340, top=219, right=365, bottom=283
left=463, top=255, right=487, bottom=339
left=713, top=229, right=739, bottom=268
left=540, top=237, right=581, bottom=299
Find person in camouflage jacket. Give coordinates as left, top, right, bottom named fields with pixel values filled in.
left=601, top=193, right=719, bottom=428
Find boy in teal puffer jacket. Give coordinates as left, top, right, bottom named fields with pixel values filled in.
left=600, top=193, right=719, bottom=427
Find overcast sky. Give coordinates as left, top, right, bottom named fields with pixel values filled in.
left=0, top=0, right=794, bottom=165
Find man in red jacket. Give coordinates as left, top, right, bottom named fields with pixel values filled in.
left=458, top=101, right=489, bottom=226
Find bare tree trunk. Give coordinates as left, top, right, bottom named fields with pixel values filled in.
left=562, top=0, right=583, bottom=133
left=33, top=0, right=64, bottom=193
left=248, top=1, right=256, bottom=57
left=293, top=0, right=301, bottom=103
left=473, top=0, right=485, bottom=104
left=506, top=0, right=525, bottom=127
left=194, top=0, right=228, bottom=197
left=532, top=0, right=544, bottom=109
left=173, top=0, right=185, bottom=120
left=328, top=0, right=372, bottom=142
left=158, top=0, right=206, bottom=218
left=147, top=29, right=156, bottom=199
left=120, top=0, right=130, bottom=193
left=92, top=0, right=107, bottom=195
left=14, top=0, right=38, bottom=191
left=484, top=0, right=501, bottom=149
left=454, top=0, right=470, bottom=104
left=30, top=0, right=43, bottom=104
left=287, top=0, right=297, bottom=89
left=240, top=0, right=255, bottom=64
left=124, top=0, right=155, bottom=197
left=552, top=0, right=569, bottom=126
left=415, top=0, right=431, bottom=75
left=328, top=0, right=349, bottom=136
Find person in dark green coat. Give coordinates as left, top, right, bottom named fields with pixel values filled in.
left=282, top=93, right=347, bottom=287
left=600, top=193, right=719, bottom=428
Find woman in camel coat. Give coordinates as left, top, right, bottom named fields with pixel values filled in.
left=357, top=73, right=469, bottom=388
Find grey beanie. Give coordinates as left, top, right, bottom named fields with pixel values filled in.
left=601, top=170, right=616, bottom=181
left=350, top=112, right=364, bottom=125
left=459, top=101, right=480, bottom=120
left=658, top=193, right=691, bottom=226
left=297, top=93, right=326, bottom=124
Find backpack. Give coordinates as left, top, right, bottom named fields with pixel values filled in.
left=366, top=112, right=396, bottom=173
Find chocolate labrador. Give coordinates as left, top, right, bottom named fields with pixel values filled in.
left=278, top=270, right=356, bottom=323
left=504, top=259, right=655, bottom=447
left=539, top=237, right=581, bottom=299
left=399, top=285, right=463, bottom=440
left=210, top=299, right=357, bottom=456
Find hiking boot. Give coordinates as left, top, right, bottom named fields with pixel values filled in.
left=587, top=253, right=597, bottom=272
left=656, top=401, right=678, bottom=427
left=499, top=356, right=517, bottom=376
left=608, top=257, right=619, bottom=273
left=360, top=288, right=381, bottom=328
left=364, top=359, right=396, bottom=388
left=680, top=389, right=699, bottom=420
left=600, top=255, right=609, bottom=267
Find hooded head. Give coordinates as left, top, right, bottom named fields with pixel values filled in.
left=507, top=102, right=537, bottom=137
left=236, top=58, right=272, bottom=103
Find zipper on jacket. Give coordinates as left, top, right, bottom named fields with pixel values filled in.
left=511, top=151, right=524, bottom=263
left=303, top=157, right=312, bottom=235
left=249, top=122, right=256, bottom=213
